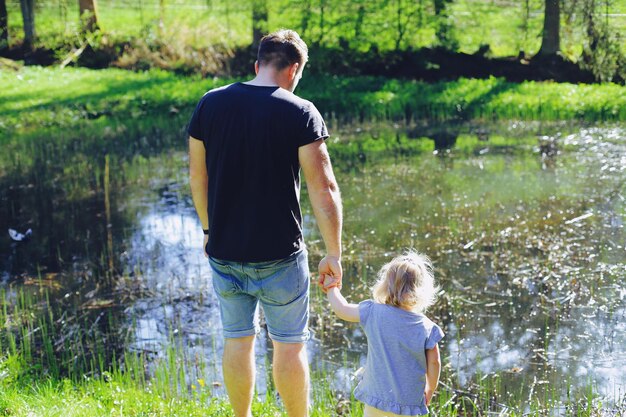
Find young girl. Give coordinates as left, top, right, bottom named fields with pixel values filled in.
left=322, top=250, right=443, bottom=417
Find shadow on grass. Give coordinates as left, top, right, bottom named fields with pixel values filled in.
left=0, top=73, right=198, bottom=118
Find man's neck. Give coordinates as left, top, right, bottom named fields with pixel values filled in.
left=244, top=71, right=280, bottom=88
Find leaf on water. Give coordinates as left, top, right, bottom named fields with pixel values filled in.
left=23, top=278, right=62, bottom=290
left=463, top=240, right=476, bottom=250
left=564, top=212, right=593, bottom=225
left=80, top=299, right=115, bottom=310
left=499, top=227, right=513, bottom=237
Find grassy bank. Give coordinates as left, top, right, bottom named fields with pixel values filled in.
left=1, top=286, right=620, bottom=417
left=1, top=359, right=614, bottom=417
left=1, top=66, right=625, bottom=139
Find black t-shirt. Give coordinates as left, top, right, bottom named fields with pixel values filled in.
left=188, top=82, right=329, bottom=262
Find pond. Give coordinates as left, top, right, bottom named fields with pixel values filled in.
left=0, top=121, right=624, bottom=410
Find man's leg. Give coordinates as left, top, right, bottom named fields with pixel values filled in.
left=223, top=335, right=256, bottom=417
left=272, top=341, right=309, bottom=417
left=209, top=257, right=260, bottom=417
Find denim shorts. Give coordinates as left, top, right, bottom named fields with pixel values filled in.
left=208, top=249, right=310, bottom=344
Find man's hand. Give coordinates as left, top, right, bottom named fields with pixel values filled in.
left=318, top=255, right=342, bottom=293
left=203, top=234, right=209, bottom=258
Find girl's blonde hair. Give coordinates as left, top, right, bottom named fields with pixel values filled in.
left=371, top=250, right=439, bottom=313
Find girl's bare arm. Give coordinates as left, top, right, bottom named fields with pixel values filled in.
left=326, top=286, right=360, bottom=322
left=424, top=344, right=441, bottom=405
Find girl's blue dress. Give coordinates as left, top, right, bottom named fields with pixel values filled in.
left=354, top=300, right=444, bottom=416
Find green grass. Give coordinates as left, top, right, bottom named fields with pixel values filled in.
left=0, top=66, right=624, bottom=141
left=0, top=345, right=619, bottom=417
left=304, top=76, right=626, bottom=122
left=0, top=358, right=274, bottom=417
left=1, top=336, right=618, bottom=417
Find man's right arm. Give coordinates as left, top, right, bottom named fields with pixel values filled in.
left=189, top=137, right=209, bottom=256
left=299, top=140, right=343, bottom=283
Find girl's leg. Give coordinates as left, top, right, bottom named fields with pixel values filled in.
left=363, top=404, right=417, bottom=417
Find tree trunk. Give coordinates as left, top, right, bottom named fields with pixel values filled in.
left=522, top=0, right=530, bottom=45
left=583, top=0, right=598, bottom=51
left=19, top=0, right=35, bottom=51
left=300, top=0, right=311, bottom=38
left=395, top=0, right=404, bottom=50
left=0, top=0, right=8, bottom=50
left=538, top=0, right=560, bottom=56
left=354, top=5, right=365, bottom=39
left=433, top=0, right=446, bottom=15
left=79, top=0, right=99, bottom=32
left=317, top=0, right=325, bottom=45
left=252, top=0, right=268, bottom=49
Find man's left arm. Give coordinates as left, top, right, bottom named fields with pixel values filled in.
left=299, top=140, right=343, bottom=284
left=189, top=137, right=209, bottom=256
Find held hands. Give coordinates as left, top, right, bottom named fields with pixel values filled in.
left=318, top=255, right=342, bottom=293
left=321, top=274, right=340, bottom=291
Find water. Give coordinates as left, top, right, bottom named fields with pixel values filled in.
left=1, top=122, right=624, bottom=407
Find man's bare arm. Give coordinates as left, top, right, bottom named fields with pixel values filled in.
left=299, top=140, right=343, bottom=281
left=189, top=137, right=209, bottom=255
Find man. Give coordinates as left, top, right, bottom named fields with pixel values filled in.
left=188, top=29, right=342, bottom=417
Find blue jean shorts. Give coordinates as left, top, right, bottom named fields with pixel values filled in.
left=208, top=249, right=310, bottom=344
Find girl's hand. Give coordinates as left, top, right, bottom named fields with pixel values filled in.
left=323, top=274, right=339, bottom=290
left=424, top=389, right=434, bottom=405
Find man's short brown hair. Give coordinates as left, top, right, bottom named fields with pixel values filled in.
left=257, top=29, right=308, bottom=70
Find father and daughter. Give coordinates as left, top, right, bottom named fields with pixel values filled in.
left=190, top=28, right=444, bottom=417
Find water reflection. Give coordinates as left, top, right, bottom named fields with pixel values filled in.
left=121, top=186, right=278, bottom=395
left=1, top=123, right=624, bottom=404
left=306, top=124, right=625, bottom=400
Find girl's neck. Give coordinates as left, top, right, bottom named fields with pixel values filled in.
left=393, top=303, right=418, bottom=313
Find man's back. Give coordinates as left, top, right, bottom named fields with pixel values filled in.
left=188, top=82, right=328, bottom=262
